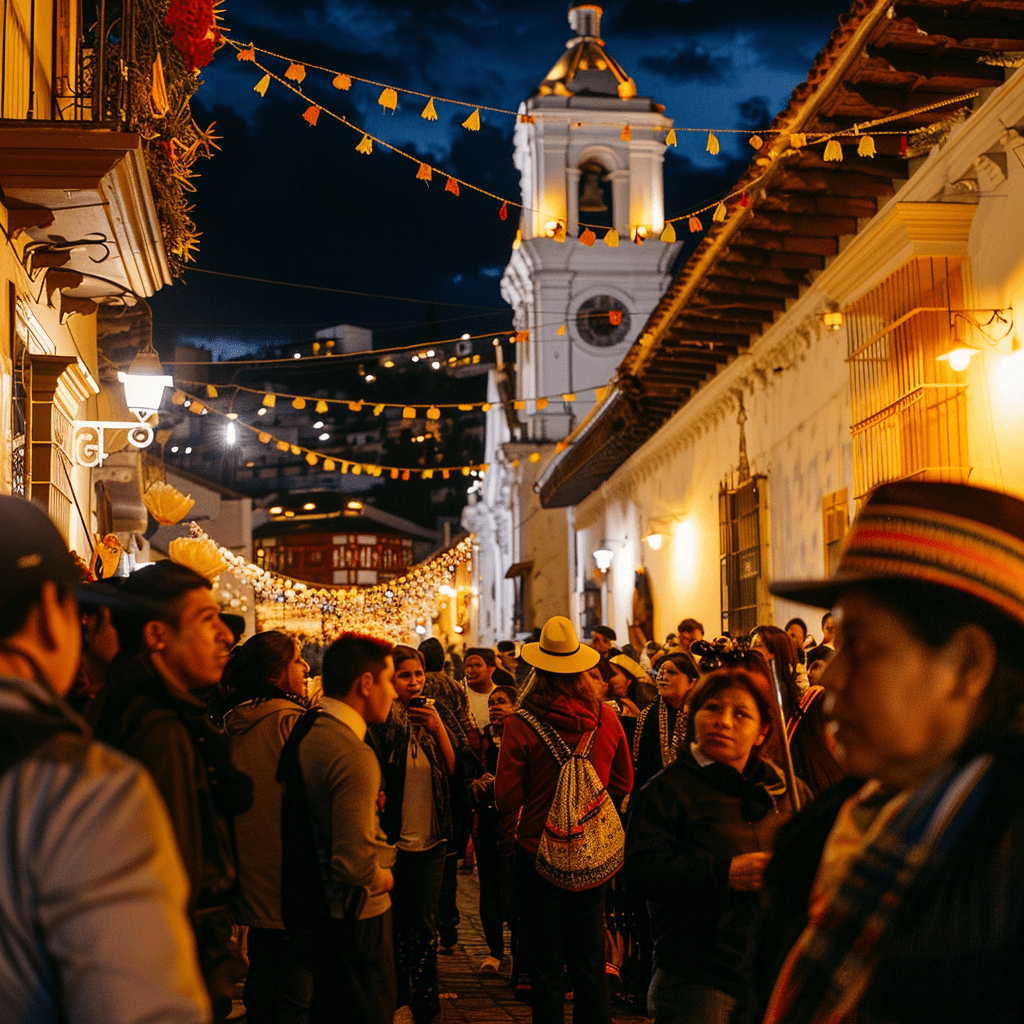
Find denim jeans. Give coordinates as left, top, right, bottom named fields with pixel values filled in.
left=393, top=845, right=447, bottom=1024
left=515, top=847, right=611, bottom=1024
left=647, top=969, right=736, bottom=1024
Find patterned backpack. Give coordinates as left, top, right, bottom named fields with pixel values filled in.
left=517, top=708, right=625, bottom=891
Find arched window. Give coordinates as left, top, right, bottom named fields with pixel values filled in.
left=578, top=159, right=613, bottom=229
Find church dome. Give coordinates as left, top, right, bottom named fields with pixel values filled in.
left=535, top=3, right=637, bottom=100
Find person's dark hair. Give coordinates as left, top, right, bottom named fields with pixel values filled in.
left=852, top=579, right=1024, bottom=740
left=685, top=667, right=774, bottom=748
left=522, top=667, right=600, bottom=717
left=489, top=684, right=517, bottom=705
left=752, top=624, right=800, bottom=719
left=465, top=647, right=496, bottom=669
left=221, top=630, right=297, bottom=708
left=594, top=657, right=614, bottom=685
left=785, top=617, right=808, bottom=639
left=220, top=612, right=246, bottom=646
left=496, top=640, right=516, bottom=654
left=110, top=562, right=212, bottom=658
left=393, top=644, right=425, bottom=670
left=418, top=636, right=445, bottom=672
left=621, top=643, right=639, bottom=661
left=821, top=611, right=834, bottom=629
left=658, top=650, right=700, bottom=682
left=677, top=617, right=704, bottom=636
left=322, top=633, right=394, bottom=698
left=0, top=583, right=73, bottom=643
left=593, top=625, right=617, bottom=643
left=789, top=688, right=845, bottom=796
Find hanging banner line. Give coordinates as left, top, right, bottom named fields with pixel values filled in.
left=172, top=387, right=490, bottom=478
left=224, top=38, right=978, bottom=235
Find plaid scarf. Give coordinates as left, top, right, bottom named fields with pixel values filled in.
left=763, top=751, right=994, bottom=1024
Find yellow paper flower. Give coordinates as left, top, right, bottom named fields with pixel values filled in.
left=169, top=537, right=227, bottom=582
left=143, top=481, right=195, bottom=526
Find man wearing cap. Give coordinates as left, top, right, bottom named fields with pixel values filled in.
left=90, top=561, right=253, bottom=1016
left=0, top=496, right=210, bottom=1024
left=745, top=482, right=1024, bottom=1024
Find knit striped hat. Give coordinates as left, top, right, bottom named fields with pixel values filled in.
left=771, top=481, right=1024, bottom=630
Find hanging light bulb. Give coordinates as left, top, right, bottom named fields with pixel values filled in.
left=226, top=422, right=237, bottom=445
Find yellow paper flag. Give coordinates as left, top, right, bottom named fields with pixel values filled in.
left=402, top=407, right=416, bottom=419
left=462, top=108, right=481, bottom=131
left=422, top=98, right=438, bottom=120
left=621, top=124, right=632, bottom=141
left=713, top=202, right=728, bottom=222
left=292, top=397, right=306, bottom=410
left=379, top=87, right=398, bottom=111
left=605, top=228, right=620, bottom=248
left=332, top=73, right=351, bottom=90
left=315, top=400, right=329, bottom=414
left=707, top=131, right=720, bottom=155
left=254, top=73, right=270, bottom=97
left=356, top=135, right=373, bottom=155
left=285, top=63, right=306, bottom=83
left=665, top=129, right=677, bottom=147
left=661, top=222, right=677, bottom=243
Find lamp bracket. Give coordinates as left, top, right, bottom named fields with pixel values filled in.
left=72, top=417, right=155, bottom=467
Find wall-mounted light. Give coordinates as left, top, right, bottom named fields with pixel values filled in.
left=593, top=547, right=614, bottom=572
left=822, top=310, right=843, bottom=332
left=936, top=345, right=978, bottom=372
left=74, top=341, right=173, bottom=467
left=644, top=532, right=663, bottom=551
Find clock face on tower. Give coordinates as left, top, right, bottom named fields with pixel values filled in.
left=574, top=295, right=631, bottom=348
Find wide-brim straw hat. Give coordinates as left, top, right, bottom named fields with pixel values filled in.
left=609, top=653, right=647, bottom=681
left=521, top=615, right=601, bottom=675
left=770, top=481, right=1024, bottom=631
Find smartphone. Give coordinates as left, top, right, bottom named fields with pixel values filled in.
left=408, top=696, right=435, bottom=708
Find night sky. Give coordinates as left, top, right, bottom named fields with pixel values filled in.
left=149, top=0, right=854, bottom=360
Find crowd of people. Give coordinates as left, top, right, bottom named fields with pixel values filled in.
left=4, top=478, right=1024, bottom=1024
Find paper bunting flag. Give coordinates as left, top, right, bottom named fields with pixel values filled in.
left=189, top=402, right=205, bottom=415
left=316, top=399, right=329, bottom=414
left=262, top=394, right=276, bottom=407
left=462, top=108, right=481, bottom=131
left=347, top=401, right=363, bottom=412
left=373, top=404, right=385, bottom=415
left=302, top=105, right=320, bottom=126
left=553, top=222, right=566, bottom=242
left=292, top=397, right=306, bottom=409
left=426, top=406, right=441, bottom=420
left=458, top=404, right=474, bottom=411
left=258, top=432, right=271, bottom=443
left=446, top=176, right=460, bottom=196
left=557, top=324, right=566, bottom=335
left=416, top=162, right=433, bottom=182
left=305, top=453, right=318, bottom=466
left=324, top=459, right=336, bottom=471
left=621, top=124, right=632, bottom=141
left=333, top=73, right=351, bottom=90
left=423, top=470, right=433, bottom=479
left=633, top=229, right=644, bottom=245
left=276, top=440, right=290, bottom=451
left=390, top=468, right=399, bottom=479
left=254, top=73, right=270, bottom=96
left=536, top=397, right=549, bottom=411
left=580, top=228, right=596, bottom=247
left=422, top=97, right=438, bottom=120
left=665, top=129, right=677, bottom=147
left=289, top=446, right=301, bottom=456
left=528, top=452, right=541, bottom=463
left=857, top=134, right=876, bottom=158
left=661, top=222, right=677, bottom=242
left=713, top=202, right=728, bottom=222
left=237, top=45, right=255, bottom=61
left=823, top=139, right=844, bottom=161
left=689, top=215, right=702, bottom=233
left=285, top=63, right=306, bottom=82
left=605, top=228, right=620, bottom=248
left=899, top=134, right=908, bottom=156
left=707, top=131, right=720, bottom=155
left=595, top=387, right=609, bottom=401
left=513, top=400, right=525, bottom=411
left=749, top=134, right=764, bottom=149
left=379, top=87, right=398, bottom=111
left=481, top=403, right=491, bottom=411
left=740, top=191, right=750, bottom=208
left=608, top=310, right=622, bottom=326
left=356, top=134, right=373, bottom=154
left=562, top=392, right=576, bottom=402
left=499, top=201, right=508, bottom=220
left=206, top=384, right=218, bottom=398
left=403, top=407, right=416, bottom=419
left=515, top=331, right=529, bottom=344
left=790, top=133, right=807, bottom=148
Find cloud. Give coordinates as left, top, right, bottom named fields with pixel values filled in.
left=641, top=44, right=731, bottom=82
left=611, top=0, right=851, bottom=38
left=736, top=95, right=772, bottom=131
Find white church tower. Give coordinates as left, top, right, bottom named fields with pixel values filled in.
left=501, top=1, right=681, bottom=440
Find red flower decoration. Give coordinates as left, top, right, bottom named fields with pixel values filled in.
left=165, top=0, right=223, bottom=72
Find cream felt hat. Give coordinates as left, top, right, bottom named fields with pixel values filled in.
left=521, top=615, right=601, bottom=675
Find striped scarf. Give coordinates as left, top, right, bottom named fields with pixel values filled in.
left=763, top=752, right=994, bottom=1024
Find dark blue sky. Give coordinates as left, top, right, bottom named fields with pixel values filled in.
left=150, top=0, right=853, bottom=358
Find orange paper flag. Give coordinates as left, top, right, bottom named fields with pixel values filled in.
left=499, top=201, right=508, bottom=220
left=285, top=63, right=306, bottom=82
left=445, top=176, right=460, bottom=196
left=302, top=105, right=320, bottom=126
left=356, top=135, right=373, bottom=155
left=333, top=73, right=351, bottom=90
left=579, top=228, right=596, bottom=246
left=416, top=162, right=433, bottom=182
left=237, top=45, right=255, bottom=61
left=379, top=87, right=398, bottom=111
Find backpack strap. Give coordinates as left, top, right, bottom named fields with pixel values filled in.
left=575, top=728, right=598, bottom=759
left=515, top=709, right=572, bottom=765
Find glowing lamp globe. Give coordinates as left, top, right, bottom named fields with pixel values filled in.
left=593, top=548, right=614, bottom=571
left=118, top=345, right=173, bottom=419
left=936, top=347, right=976, bottom=373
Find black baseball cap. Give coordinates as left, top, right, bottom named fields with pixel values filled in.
left=0, top=496, right=164, bottom=614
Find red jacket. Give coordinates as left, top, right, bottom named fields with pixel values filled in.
left=494, top=696, right=634, bottom=855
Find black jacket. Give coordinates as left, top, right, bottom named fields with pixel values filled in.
left=742, top=735, right=1024, bottom=1024
left=624, top=748, right=797, bottom=997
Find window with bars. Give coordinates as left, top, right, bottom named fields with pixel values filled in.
left=846, top=257, right=971, bottom=503
left=822, top=488, right=850, bottom=577
left=719, top=475, right=769, bottom=638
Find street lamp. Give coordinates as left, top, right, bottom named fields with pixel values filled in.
left=592, top=546, right=614, bottom=633
left=593, top=547, right=614, bottom=571
left=73, top=341, right=173, bottom=467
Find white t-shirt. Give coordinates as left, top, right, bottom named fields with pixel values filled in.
left=398, top=736, right=438, bottom=852
left=466, top=685, right=493, bottom=732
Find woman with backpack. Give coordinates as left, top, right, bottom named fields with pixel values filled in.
left=495, top=616, right=633, bottom=1024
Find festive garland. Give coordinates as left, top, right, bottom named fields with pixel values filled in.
left=191, top=523, right=473, bottom=644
